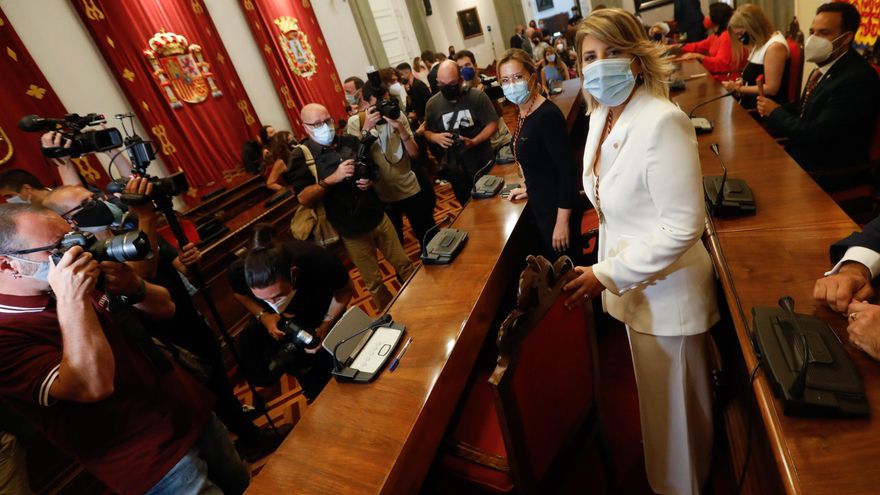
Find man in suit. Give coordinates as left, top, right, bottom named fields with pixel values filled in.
left=758, top=2, right=880, bottom=191
left=510, top=24, right=526, bottom=50
left=815, top=216, right=880, bottom=360
left=423, top=50, right=440, bottom=94
left=674, top=0, right=705, bottom=42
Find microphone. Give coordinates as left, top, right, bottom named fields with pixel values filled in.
left=709, top=143, right=727, bottom=210
left=778, top=296, right=810, bottom=399
left=331, top=314, right=393, bottom=381
left=18, top=114, right=65, bottom=132
left=471, top=159, right=496, bottom=196
left=687, top=91, right=735, bottom=118
left=420, top=214, right=452, bottom=258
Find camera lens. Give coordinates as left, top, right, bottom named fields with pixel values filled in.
left=94, top=231, right=152, bottom=262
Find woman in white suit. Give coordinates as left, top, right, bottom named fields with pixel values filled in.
left=563, top=8, right=720, bottom=495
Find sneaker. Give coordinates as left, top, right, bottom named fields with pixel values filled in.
left=235, top=423, right=294, bottom=462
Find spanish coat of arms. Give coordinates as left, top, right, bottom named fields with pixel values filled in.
left=144, top=30, right=223, bottom=109
left=274, top=16, right=317, bottom=79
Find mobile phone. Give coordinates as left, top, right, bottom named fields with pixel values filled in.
left=500, top=183, right=521, bottom=198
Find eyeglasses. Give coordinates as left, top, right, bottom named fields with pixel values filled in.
left=499, top=73, right=529, bottom=87
left=3, top=238, right=62, bottom=256
left=303, top=118, right=334, bottom=130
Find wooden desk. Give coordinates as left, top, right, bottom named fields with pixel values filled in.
left=550, top=77, right=585, bottom=132
left=248, top=164, right=530, bottom=495
left=675, top=61, right=880, bottom=495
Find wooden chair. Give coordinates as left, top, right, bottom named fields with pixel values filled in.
left=440, top=255, right=615, bottom=494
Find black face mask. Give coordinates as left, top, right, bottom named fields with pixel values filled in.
left=440, top=83, right=461, bottom=101
left=72, top=201, right=115, bottom=228
left=739, top=33, right=750, bottom=45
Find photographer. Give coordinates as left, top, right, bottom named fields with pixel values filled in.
left=0, top=203, right=248, bottom=494
left=424, top=60, right=499, bottom=205
left=290, top=103, right=414, bottom=310
left=229, top=224, right=352, bottom=399
left=43, top=178, right=285, bottom=462
left=345, top=83, right=436, bottom=249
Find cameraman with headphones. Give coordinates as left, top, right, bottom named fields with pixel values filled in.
left=229, top=224, right=353, bottom=401
left=346, top=82, right=437, bottom=249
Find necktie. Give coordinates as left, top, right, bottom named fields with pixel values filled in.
left=800, top=69, right=823, bottom=118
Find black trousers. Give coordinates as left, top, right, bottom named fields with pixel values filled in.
left=386, top=187, right=438, bottom=250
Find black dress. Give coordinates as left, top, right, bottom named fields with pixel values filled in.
left=513, top=99, right=584, bottom=263
left=740, top=40, right=791, bottom=109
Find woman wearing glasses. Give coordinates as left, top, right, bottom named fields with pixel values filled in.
left=562, top=9, right=719, bottom=494
left=498, top=48, right=583, bottom=262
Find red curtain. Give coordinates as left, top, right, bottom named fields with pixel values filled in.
left=0, top=7, right=110, bottom=188
left=70, top=0, right=262, bottom=188
left=239, top=0, right=347, bottom=135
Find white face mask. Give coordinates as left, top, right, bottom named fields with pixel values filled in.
left=556, top=44, right=565, bottom=52
left=309, top=123, right=335, bottom=146
left=546, top=54, right=557, bottom=63
left=6, top=195, right=29, bottom=204
left=266, top=288, right=296, bottom=314
left=804, top=33, right=846, bottom=64
left=388, top=82, right=403, bottom=96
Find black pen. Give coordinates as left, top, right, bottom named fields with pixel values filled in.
left=388, top=337, right=413, bottom=372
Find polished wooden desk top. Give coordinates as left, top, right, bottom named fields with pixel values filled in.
left=248, top=163, right=528, bottom=495
left=550, top=78, right=585, bottom=132
left=675, top=61, right=880, bottom=494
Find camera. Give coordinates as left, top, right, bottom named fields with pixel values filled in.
left=267, top=319, right=321, bottom=374
left=50, top=230, right=153, bottom=265
left=18, top=114, right=123, bottom=159
left=107, top=171, right=190, bottom=205
left=353, top=132, right=379, bottom=182
left=374, top=98, right=401, bottom=123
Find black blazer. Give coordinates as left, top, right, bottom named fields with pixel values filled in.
left=766, top=49, right=880, bottom=189
left=510, top=34, right=523, bottom=50
left=831, top=216, right=880, bottom=264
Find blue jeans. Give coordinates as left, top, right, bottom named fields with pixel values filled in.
left=146, top=415, right=250, bottom=495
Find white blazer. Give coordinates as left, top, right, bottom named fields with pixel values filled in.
left=583, top=86, right=719, bottom=336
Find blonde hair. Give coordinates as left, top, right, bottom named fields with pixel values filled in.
left=575, top=8, right=671, bottom=109
left=498, top=48, right=540, bottom=95
left=728, top=4, right=775, bottom=66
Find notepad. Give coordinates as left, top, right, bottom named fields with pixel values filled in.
left=350, top=327, right=403, bottom=374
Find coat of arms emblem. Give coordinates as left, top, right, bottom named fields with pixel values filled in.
left=274, top=16, right=317, bottom=79
left=144, top=30, right=222, bottom=109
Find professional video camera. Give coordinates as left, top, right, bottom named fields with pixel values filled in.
left=50, top=230, right=153, bottom=265
left=18, top=113, right=123, bottom=159
left=353, top=132, right=379, bottom=182
left=267, top=319, right=320, bottom=374
left=105, top=113, right=188, bottom=205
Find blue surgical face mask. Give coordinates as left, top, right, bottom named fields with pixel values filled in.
left=460, top=66, right=476, bottom=82
left=310, top=123, right=335, bottom=146
left=581, top=57, right=636, bottom=107
left=6, top=255, right=50, bottom=282
left=104, top=200, right=125, bottom=225
left=503, top=80, right=532, bottom=105
left=6, top=195, right=28, bottom=204
left=345, top=94, right=359, bottom=106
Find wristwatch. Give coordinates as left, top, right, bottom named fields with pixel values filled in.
left=119, top=278, right=147, bottom=305
left=255, top=310, right=267, bottom=321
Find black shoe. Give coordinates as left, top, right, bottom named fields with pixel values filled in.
left=235, top=423, right=293, bottom=462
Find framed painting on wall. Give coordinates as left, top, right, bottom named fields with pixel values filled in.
left=457, top=8, right=483, bottom=39
left=537, top=0, right=554, bottom=12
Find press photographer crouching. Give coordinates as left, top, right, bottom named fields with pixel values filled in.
left=0, top=203, right=249, bottom=494
left=346, top=82, right=437, bottom=249
left=229, top=224, right=353, bottom=401
left=43, top=178, right=284, bottom=463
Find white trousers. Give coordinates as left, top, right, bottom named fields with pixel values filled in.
left=626, top=327, right=713, bottom=495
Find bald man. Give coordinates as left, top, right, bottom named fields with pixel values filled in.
left=288, top=103, right=413, bottom=310
left=424, top=60, right=499, bottom=204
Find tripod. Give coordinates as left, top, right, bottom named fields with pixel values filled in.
left=153, top=192, right=281, bottom=438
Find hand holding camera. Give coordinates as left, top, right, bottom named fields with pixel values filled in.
left=48, top=246, right=100, bottom=305
left=260, top=311, right=285, bottom=340
left=327, top=159, right=356, bottom=185
left=362, top=106, right=383, bottom=133
left=40, top=131, right=72, bottom=153
left=122, top=176, right=156, bottom=219
left=431, top=132, right=456, bottom=149
left=177, top=243, right=202, bottom=269
left=99, top=260, right=142, bottom=297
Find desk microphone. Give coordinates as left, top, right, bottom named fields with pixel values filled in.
left=702, top=142, right=755, bottom=216
left=779, top=296, right=810, bottom=399
left=330, top=314, right=393, bottom=382
left=687, top=91, right=734, bottom=134
left=471, top=159, right=503, bottom=199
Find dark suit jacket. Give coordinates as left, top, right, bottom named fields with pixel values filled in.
left=510, top=34, right=523, bottom=50
left=831, top=216, right=880, bottom=264
left=428, top=63, right=440, bottom=94
left=766, top=49, right=880, bottom=190
left=674, top=0, right=705, bottom=42
left=408, top=78, right=432, bottom=122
